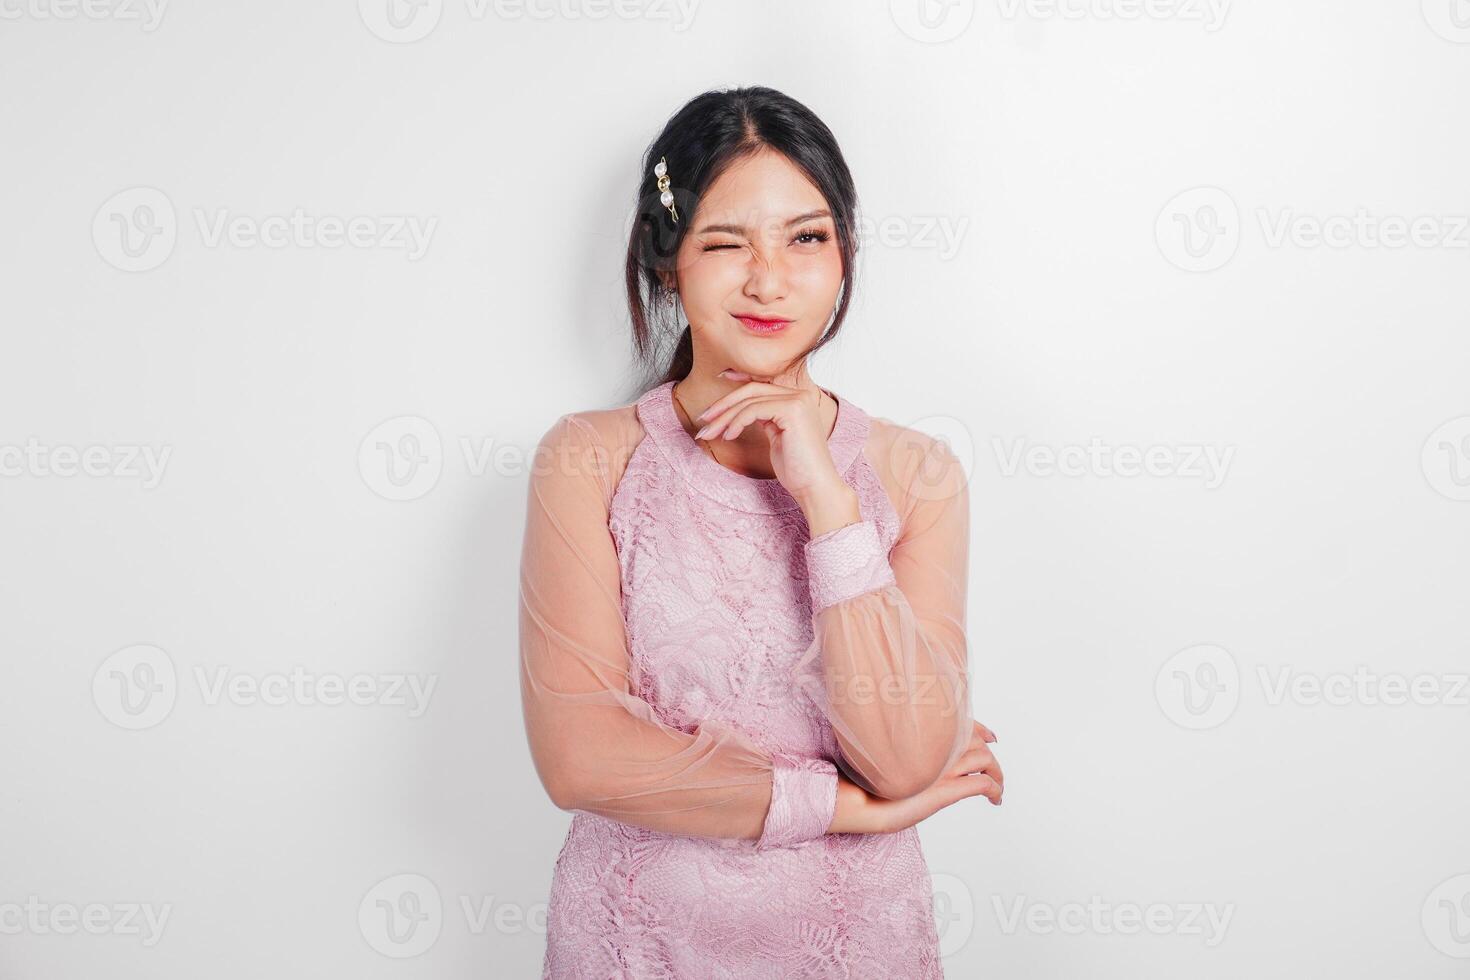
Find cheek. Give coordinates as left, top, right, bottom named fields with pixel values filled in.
left=787, top=249, right=844, bottom=293
left=678, top=253, right=749, bottom=301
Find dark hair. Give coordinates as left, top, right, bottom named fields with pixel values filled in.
left=624, top=86, right=860, bottom=386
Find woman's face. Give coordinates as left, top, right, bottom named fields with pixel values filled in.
left=667, top=148, right=843, bottom=382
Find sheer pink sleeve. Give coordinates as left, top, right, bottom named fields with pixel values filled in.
left=518, top=413, right=837, bottom=848
left=796, top=428, right=972, bottom=800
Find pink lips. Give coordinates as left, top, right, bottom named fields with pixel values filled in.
left=733, top=314, right=791, bottom=335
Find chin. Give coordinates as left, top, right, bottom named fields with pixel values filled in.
left=724, top=350, right=795, bottom=378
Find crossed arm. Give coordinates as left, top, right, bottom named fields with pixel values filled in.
left=518, top=413, right=973, bottom=848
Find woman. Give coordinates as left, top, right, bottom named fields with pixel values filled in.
left=519, top=85, right=1004, bottom=979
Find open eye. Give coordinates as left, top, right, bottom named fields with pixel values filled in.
left=792, top=227, right=831, bottom=246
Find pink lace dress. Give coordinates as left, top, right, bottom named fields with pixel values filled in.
left=519, top=380, right=973, bottom=979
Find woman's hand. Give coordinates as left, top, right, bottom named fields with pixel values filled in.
left=828, top=721, right=1004, bottom=835
left=693, top=369, right=848, bottom=507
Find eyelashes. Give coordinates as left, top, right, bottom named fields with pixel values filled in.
left=701, top=228, right=832, bottom=252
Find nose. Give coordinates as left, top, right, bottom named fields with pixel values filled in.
left=740, top=246, right=789, bottom=306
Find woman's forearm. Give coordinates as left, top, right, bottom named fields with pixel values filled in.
left=826, top=773, right=874, bottom=834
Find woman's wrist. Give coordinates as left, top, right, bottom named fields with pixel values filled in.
left=827, top=774, right=880, bottom=835
left=798, top=480, right=861, bottom=538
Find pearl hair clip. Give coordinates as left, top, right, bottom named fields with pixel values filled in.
left=654, top=156, right=679, bottom=224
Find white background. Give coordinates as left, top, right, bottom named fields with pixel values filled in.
left=3, top=1, right=1469, bottom=977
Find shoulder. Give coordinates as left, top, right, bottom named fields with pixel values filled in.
left=537, top=402, right=641, bottom=450
left=531, top=400, right=646, bottom=499
left=861, top=413, right=969, bottom=525
left=864, top=414, right=966, bottom=483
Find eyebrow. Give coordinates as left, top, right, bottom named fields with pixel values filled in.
left=695, top=209, right=833, bottom=236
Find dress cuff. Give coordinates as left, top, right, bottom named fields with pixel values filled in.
left=803, top=519, right=897, bottom=613
left=756, top=752, right=838, bottom=850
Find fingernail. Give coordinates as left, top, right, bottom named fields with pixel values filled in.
left=695, top=427, right=709, bottom=439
